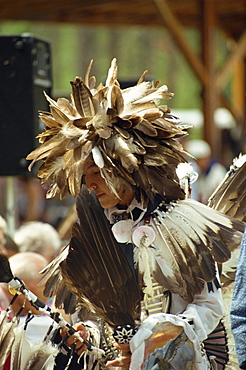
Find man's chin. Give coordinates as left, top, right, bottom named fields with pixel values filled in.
left=99, top=199, right=120, bottom=209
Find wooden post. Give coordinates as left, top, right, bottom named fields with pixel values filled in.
left=200, top=0, right=220, bottom=159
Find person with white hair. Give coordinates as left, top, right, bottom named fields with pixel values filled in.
left=14, top=221, right=61, bottom=262
left=185, top=139, right=227, bottom=204
left=0, top=252, right=58, bottom=369
left=0, top=252, right=48, bottom=316
left=0, top=252, right=55, bottom=341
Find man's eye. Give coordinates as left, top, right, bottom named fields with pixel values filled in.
left=94, top=171, right=100, bottom=175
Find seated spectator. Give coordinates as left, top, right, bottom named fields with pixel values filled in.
left=0, top=252, right=58, bottom=369
left=0, top=252, right=55, bottom=342
left=14, top=221, right=61, bottom=262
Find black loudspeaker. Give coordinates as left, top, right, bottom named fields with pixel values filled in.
left=0, top=33, right=52, bottom=176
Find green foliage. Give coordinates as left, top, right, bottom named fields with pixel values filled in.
left=0, top=20, right=228, bottom=110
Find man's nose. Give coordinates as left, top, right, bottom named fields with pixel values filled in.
left=86, top=178, right=97, bottom=191
left=89, top=183, right=97, bottom=190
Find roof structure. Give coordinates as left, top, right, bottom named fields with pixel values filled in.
left=0, top=0, right=245, bottom=40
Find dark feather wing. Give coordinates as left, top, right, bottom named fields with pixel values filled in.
left=60, top=185, right=142, bottom=328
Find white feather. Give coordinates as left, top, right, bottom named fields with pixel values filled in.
left=134, top=241, right=154, bottom=297
left=153, top=216, right=189, bottom=288
left=181, top=199, right=234, bottom=229
left=105, top=58, right=118, bottom=87
left=92, top=146, right=104, bottom=169
left=232, top=153, right=246, bottom=168
left=135, top=84, right=170, bottom=103
left=122, top=82, right=151, bottom=108
left=60, top=122, right=82, bottom=139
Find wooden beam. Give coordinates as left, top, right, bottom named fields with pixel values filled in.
left=153, top=0, right=210, bottom=87
left=200, top=0, right=219, bottom=158
left=216, top=31, right=246, bottom=89
left=232, top=60, right=246, bottom=119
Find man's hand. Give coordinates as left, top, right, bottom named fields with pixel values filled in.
left=105, top=343, right=131, bottom=369
left=60, top=322, right=89, bottom=356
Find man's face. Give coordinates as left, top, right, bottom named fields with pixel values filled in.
left=83, top=160, right=133, bottom=209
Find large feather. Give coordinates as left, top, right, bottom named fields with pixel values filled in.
left=207, top=154, right=246, bottom=293
left=10, top=324, right=30, bottom=370
left=60, top=185, right=142, bottom=328
left=208, top=153, right=246, bottom=222
left=70, top=77, right=95, bottom=118
left=105, top=58, right=118, bottom=87
left=38, top=246, right=69, bottom=290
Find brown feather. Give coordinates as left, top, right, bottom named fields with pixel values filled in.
left=70, top=77, right=94, bottom=117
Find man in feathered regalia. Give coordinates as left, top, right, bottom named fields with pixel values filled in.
left=26, top=59, right=245, bottom=369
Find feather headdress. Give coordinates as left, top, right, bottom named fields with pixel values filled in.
left=27, top=58, right=189, bottom=205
